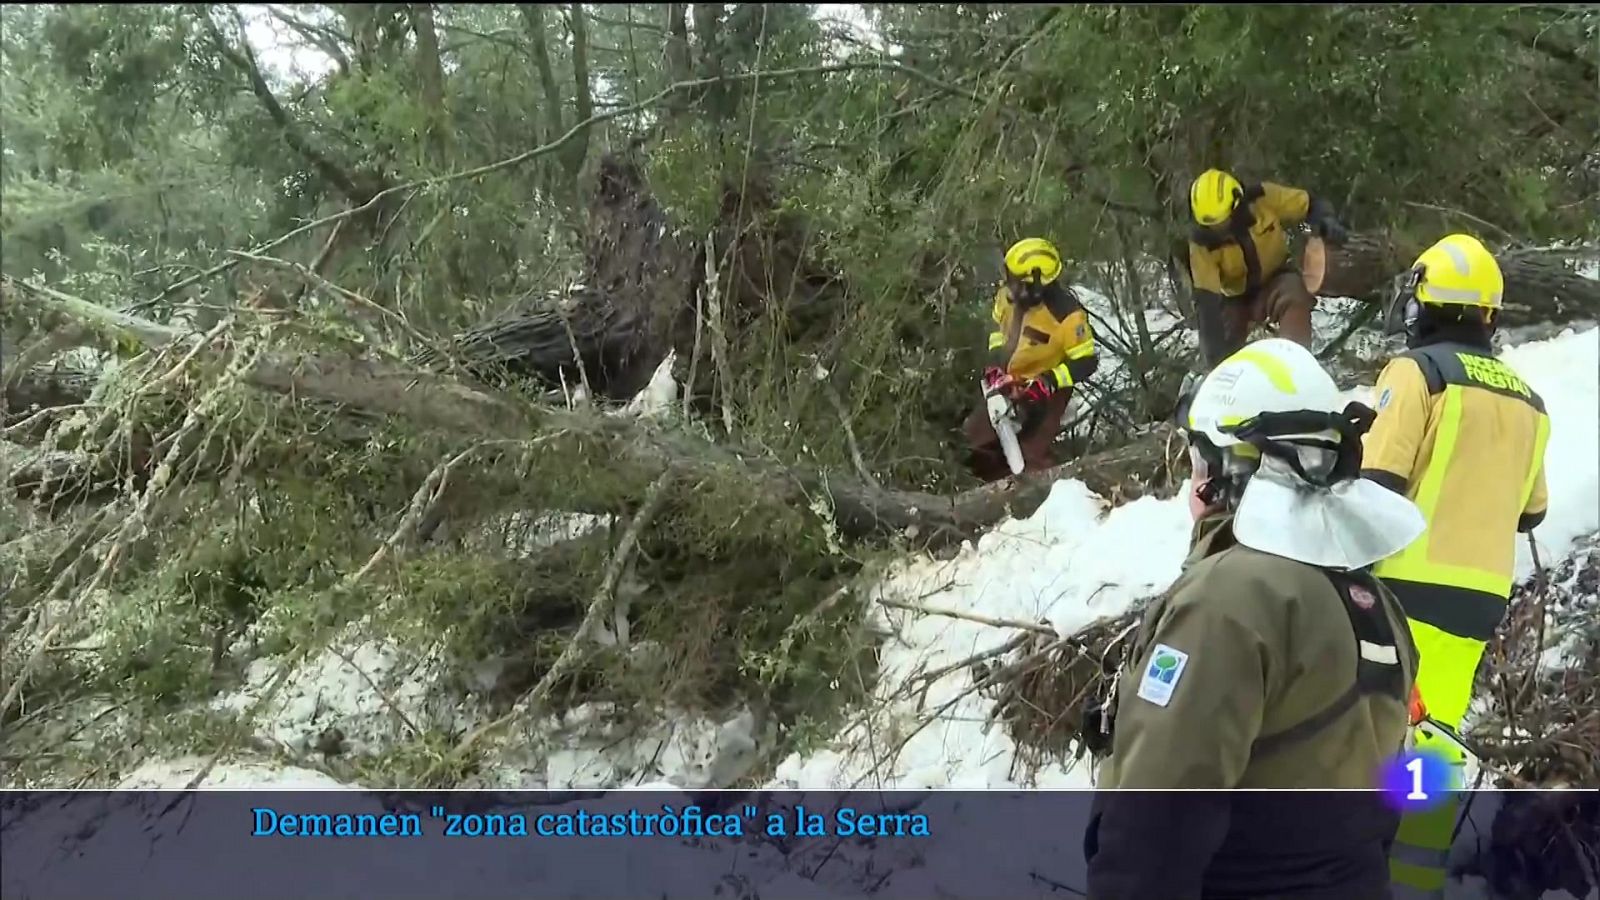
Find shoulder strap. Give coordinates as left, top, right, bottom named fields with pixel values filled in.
left=1187, top=185, right=1267, bottom=250
left=1400, top=344, right=1452, bottom=394
left=1250, top=569, right=1407, bottom=759
left=1042, top=283, right=1080, bottom=322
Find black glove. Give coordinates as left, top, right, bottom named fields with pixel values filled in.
left=1315, top=215, right=1349, bottom=245
left=1307, top=197, right=1348, bottom=245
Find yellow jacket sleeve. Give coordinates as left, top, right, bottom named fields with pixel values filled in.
left=1361, top=358, right=1431, bottom=488
left=1041, top=308, right=1098, bottom=389
left=1188, top=243, right=1224, bottom=295
left=987, top=286, right=1010, bottom=354
left=1261, top=181, right=1311, bottom=225
left=1523, top=432, right=1549, bottom=519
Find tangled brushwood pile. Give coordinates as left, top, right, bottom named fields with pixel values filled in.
left=986, top=531, right=1600, bottom=788
left=1459, top=791, right=1600, bottom=900
left=1474, top=531, right=1600, bottom=786
left=981, top=606, right=1146, bottom=780
left=0, top=279, right=892, bottom=787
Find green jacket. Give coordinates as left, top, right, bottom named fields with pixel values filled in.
left=1085, top=514, right=1420, bottom=899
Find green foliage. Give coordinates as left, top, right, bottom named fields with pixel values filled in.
left=4, top=2, right=1596, bottom=787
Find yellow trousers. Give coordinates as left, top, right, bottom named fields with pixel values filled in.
left=1389, top=619, right=1490, bottom=899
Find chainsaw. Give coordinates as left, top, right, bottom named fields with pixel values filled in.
left=984, top=381, right=1027, bottom=476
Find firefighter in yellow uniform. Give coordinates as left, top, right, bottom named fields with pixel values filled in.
left=1360, top=234, right=1551, bottom=899
left=962, top=237, right=1099, bottom=481
left=1186, top=168, right=1348, bottom=369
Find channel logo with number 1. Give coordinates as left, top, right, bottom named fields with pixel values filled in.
left=1377, top=748, right=1456, bottom=812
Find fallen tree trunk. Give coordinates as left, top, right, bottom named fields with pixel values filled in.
left=1319, top=233, right=1599, bottom=327
left=7, top=263, right=1184, bottom=549
left=7, top=332, right=1184, bottom=550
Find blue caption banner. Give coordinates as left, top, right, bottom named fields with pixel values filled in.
left=1, top=790, right=1593, bottom=899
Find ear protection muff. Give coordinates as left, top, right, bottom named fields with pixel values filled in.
left=1383, top=268, right=1424, bottom=339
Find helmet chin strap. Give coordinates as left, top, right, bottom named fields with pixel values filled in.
left=1188, top=401, right=1379, bottom=514
left=1221, top=402, right=1378, bottom=488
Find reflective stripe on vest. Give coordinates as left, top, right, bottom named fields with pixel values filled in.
left=1375, top=344, right=1548, bottom=600
left=1372, top=387, right=1512, bottom=594
left=1389, top=729, right=1466, bottom=899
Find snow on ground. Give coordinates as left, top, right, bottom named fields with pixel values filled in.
left=212, top=607, right=763, bottom=789
left=117, top=757, right=356, bottom=790
left=771, top=325, right=1600, bottom=790
left=1504, top=331, right=1600, bottom=576
left=211, top=622, right=490, bottom=758
left=473, top=704, right=761, bottom=790
left=770, top=482, right=1190, bottom=789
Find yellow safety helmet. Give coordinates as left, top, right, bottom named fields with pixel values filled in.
left=1004, top=237, right=1063, bottom=286
left=1384, top=233, right=1504, bottom=339
left=1410, top=233, right=1504, bottom=309
left=1190, top=168, right=1244, bottom=227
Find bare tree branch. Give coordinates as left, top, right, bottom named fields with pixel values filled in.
left=200, top=7, right=362, bottom=200
left=265, top=4, right=352, bottom=73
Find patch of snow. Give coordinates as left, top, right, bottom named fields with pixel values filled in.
left=619, top=350, right=678, bottom=419
left=474, top=704, right=762, bottom=790
left=212, top=625, right=489, bottom=757
left=480, top=511, right=612, bottom=558
left=770, top=481, right=1191, bottom=789
left=117, top=757, right=354, bottom=790
left=1501, top=329, right=1600, bottom=579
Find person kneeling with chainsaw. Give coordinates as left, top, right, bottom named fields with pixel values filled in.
left=1082, top=338, right=1426, bottom=900
left=961, top=237, right=1099, bottom=482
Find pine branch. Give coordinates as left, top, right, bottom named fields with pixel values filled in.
left=138, top=58, right=991, bottom=310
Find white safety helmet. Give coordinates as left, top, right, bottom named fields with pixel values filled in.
left=1186, top=338, right=1344, bottom=446
left=1177, top=339, right=1376, bottom=508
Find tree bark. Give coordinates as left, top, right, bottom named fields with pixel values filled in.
left=409, top=3, right=451, bottom=165
left=564, top=4, right=593, bottom=180
left=415, top=154, right=700, bottom=399
left=520, top=5, right=566, bottom=151
left=1315, top=232, right=1599, bottom=328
